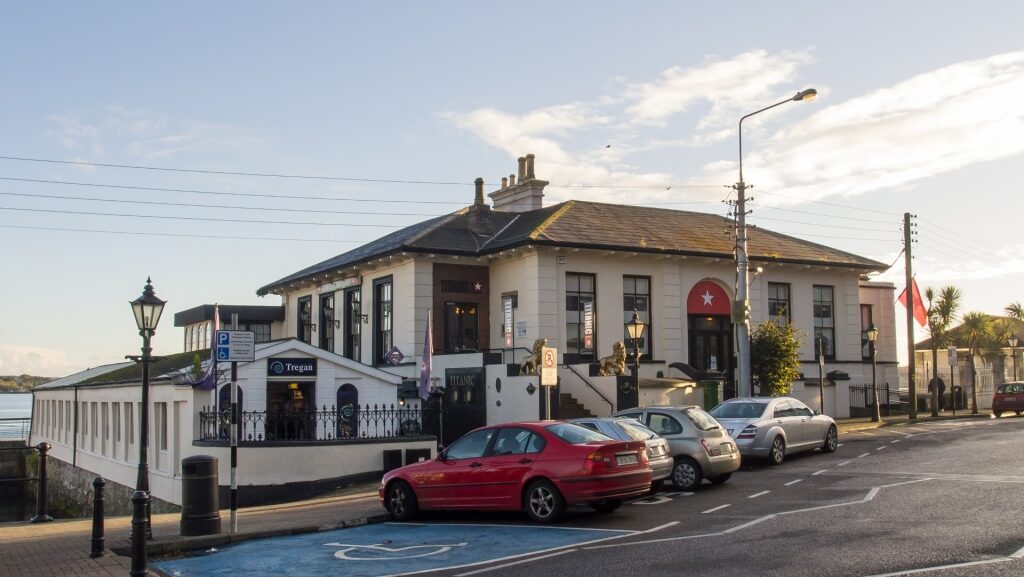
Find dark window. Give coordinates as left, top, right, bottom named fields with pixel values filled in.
left=343, top=287, right=361, bottom=362
left=566, top=273, right=596, bottom=361
left=861, top=304, right=873, bottom=360
left=373, top=278, right=393, bottom=365
left=444, top=302, right=479, bottom=352
left=320, top=293, right=335, bottom=352
left=247, top=323, right=272, bottom=343
left=546, top=422, right=611, bottom=444
left=490, top=427, right=538, bottom=455
left=297, top=297, right=313, bottom=344
left=623, top=275, right=651, bottom=357
left=813, top=285, right=835, bottom=360
left=768, top=282, right=791, bottom=326
left=445, top=428, right=496, bottom=460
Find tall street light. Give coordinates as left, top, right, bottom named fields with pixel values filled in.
left=129, top=277, right=165, bottom=539
left=1009, top=334, right=1019, bottom=381
left=866, top=323, right=880, bottom=423
left=734, top=88, right=817, bottom=397
left=625, top=309, right=646, bottom=395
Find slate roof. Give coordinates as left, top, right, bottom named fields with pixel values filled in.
left=257, top=200, right=887, bottom=296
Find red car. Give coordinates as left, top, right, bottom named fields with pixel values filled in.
left=993, top=382, right=1024, bottom=418
left=379, top=421, right=652, bottom=523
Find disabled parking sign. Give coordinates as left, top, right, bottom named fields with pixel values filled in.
left=215, top=330, right=255, bottom=362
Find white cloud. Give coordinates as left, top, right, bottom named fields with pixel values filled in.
left=0, top=344, right=81, bottom=377
left=704, top=51, right=1024, bottom=204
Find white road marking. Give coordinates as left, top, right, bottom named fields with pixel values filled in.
left=784, top=479, right=803, bottom=486
left=837, top=461, right=851, bottom=467
left=890, top=439, right=900, bottom=443
left=858, top=453, right=871, bottom=458
left=1011, top=544, right=1024, bottom=558
left=747, top=491, right=770, bottom=499
left=876, top=446, right=888, bottom=450
left=858, top=557, right=1012, bottom=577
left=702, top=504, right=731, bottom=514
left=837, top=443, right=844, bottom=447
left=812, top=469, right=828, bottom=476
left=721, top=515, right=776, bottom=533
left=455, top=550, right=576, bottom=576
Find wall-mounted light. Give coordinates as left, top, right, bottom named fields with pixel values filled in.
left=361, top=314, right=369, bottom=324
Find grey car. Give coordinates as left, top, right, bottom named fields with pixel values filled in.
left=612, top=406, right=740, bottom=491
left=709, top=397, right=838, bottom=465
left=571, top=417, right=673, bottom=488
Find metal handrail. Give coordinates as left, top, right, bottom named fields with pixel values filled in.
left=562, top=364, right=615, bottom=413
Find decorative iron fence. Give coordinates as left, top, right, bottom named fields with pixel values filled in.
left=849, top=383, right=905, bottom=417
left=197, top=404, right=430, bottom=442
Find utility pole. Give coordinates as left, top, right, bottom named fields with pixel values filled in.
left=733, top=180, right=752, bottom=397
left=903, top=213, right=917, bottom=419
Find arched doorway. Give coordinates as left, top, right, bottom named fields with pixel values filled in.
left=336, top=384, right=359, bottom=439
left=686, top=280, right=735, bottom=396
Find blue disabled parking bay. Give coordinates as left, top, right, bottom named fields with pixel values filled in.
left=155, top=522, right=634, bottom=577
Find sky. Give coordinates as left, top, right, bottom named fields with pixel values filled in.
left=1, top=2, right=1023, bottom=377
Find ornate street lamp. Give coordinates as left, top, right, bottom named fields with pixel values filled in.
left=734, top=88, right=817, bottom=397
left=625, top=309, right=646, bottom=394
left=129, top=277, right=165, bottom=541
left=1009, top=334, right=1019, bottom=381
left=866, top=323, right=880, bottom=422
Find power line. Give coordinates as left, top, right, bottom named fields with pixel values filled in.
left=0, top=191, right=445, bottom=217
left=0, top=223, right=363, bottom=243
left=0, top=155, right=721, bottom=190
left=756, top=189, right=902, bottom=216
left=749, top=214, right=897, bottom=233
left=0, top=176, right=468, bottom=205
left=753, top=204, right=897, bottom=224
left=0, top=206, right=415, bottom=227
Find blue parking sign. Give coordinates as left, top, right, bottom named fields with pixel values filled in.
left=217, top=347, right=230, bottom=360
left=219, top=332, right=230, bottom=345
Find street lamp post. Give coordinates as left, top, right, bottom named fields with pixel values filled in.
left=128, top=278, right=165, bottom=542
left=734, top=88, right=817, bottom=397
left=625, top=309, right=646, bottom=395
left=1009, top=334, right=1019, bottom=381
left=866, top=323, right=880, bottom=423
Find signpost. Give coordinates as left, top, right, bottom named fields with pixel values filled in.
left=215, top=324, right=255, bottom=534
left=540, top=347, right=557, bottom=420
left=948, top=346, right=958, bottom=416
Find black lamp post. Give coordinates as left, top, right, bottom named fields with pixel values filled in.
left=1009, top=334, right=1019, bottom=381
left=866, top=323, right=880, bottom=422
left=625, top=309, right=646, bottom=393
left=129, top=277, right=165, bottom=540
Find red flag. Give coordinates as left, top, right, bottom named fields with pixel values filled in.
left=898, top=279, right=927, bottom=327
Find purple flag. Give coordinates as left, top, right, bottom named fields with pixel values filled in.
left=194, top=304, right=220, bottom=390
left=418, top=312, right=433, bottom=399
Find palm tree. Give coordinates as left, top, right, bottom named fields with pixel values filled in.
left=958, top=312, right=992, bottom=415
left=925, top=286, right=961, bottom=414
left=1005, top=302, right=1024, bottom=322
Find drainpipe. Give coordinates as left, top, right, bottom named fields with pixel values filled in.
left=73, top=386, right=79, bottom=467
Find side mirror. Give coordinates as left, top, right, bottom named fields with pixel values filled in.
left=812, top=409, right=821, bottom=416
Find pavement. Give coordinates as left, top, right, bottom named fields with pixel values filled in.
left=0, top=409, right=993, bottom=577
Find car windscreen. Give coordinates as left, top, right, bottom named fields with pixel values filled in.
left=684, top=408, right=722, bottom=431
left=616, top=420, right=657, bottom=441
left=546, top=422, right=613, bottom=444
left=709, top=402, right=768, bottom=420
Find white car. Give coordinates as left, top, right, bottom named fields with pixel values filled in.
left=709, top=397, right=838, bottom=465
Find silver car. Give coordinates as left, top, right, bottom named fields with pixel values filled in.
left=571, top=417, right=673, bottom=488
left=709, top=397, right=838, bottom=465
left=612, top=406, right=741, bottom=491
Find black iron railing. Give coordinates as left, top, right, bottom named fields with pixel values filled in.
left=197, top=404, right=428, bottom=442
left=849, top=383, right=905, bottom=417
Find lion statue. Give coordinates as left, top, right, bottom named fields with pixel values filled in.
left=597, top=341, right=627, bottom=376
left=520, top=338, right=547, bottom=376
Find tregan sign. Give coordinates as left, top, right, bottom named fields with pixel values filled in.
left=267, top=358, right=317, bottom=377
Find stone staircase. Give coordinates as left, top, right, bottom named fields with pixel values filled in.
left=558, top=392, right=594, bottom=419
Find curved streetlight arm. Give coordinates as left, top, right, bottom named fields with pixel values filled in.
left=738, top=90, right=817, bottom=182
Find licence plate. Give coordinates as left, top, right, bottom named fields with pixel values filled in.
left=1004, top=396, right=1016, bottom=402
left=616, top=454, right=639, bottom=466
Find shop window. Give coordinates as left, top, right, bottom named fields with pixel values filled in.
left=566, top=273, right=596, bottom=361
left=813, top=285, right=835, bottom=360
left=445, top=302, right=479, bottom=352
left=623, top=275, right=651, bottom=357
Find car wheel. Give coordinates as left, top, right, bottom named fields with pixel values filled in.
left=671, top=458, right=702, bottom=491
left=769, top=436, right=786, bottom=465
left=525, top=480, right=565, bottom=523
left=709, top=473, right=731, bottom=485
left=822, top=426, right=838, bottom=453
left=386, top=480, right=419, bottom=521
left=590, top=499, right=622, bottom=514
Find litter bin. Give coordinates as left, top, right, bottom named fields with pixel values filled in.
left=180, top=455, right=221, bottom=536
left=701, top=379, right=723, bottom=410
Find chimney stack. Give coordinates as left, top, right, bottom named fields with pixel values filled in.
left=489, top=153, right=547, bottom=213
left=474, top=178, right=485, bottom=206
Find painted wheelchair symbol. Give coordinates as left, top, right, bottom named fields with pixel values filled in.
left=324, top=541, right=468, bottom=560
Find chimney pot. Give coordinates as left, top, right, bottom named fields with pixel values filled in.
left=501, top=176, right=508, bottom=189
left=526, top=154, right=535, bottom=180
left=517, top=157, right=526, bottom=181
left=509, top=174, right=516, bottom=186
left=474, top=178, right=484, bottom=206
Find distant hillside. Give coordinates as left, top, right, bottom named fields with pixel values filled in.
left=0, top=375, right=53, bottom=392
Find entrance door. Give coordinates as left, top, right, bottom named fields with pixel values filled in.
left=439, top=367, right=486, bottom=447
left=688, top=315, right=734, bottom=393
left=444, top=302, right=480, bottom=352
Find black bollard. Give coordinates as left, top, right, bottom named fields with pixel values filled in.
left=90, top=477, right=106, bottom=558
left=130, top=490, right=149, bottom=576
left=30, top=442, right=53, bottom=523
